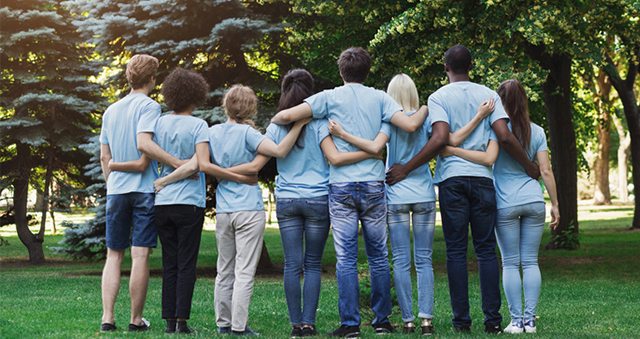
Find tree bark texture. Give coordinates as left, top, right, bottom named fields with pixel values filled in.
left=593, top=71, right=612, bottom=205
left=525, top=43, right=580, bottom=248
left=14, top=142, right=45, bottom=264
left=612, top=114, right=631, bottom=203
left=604, top=51, right=640, bottom=229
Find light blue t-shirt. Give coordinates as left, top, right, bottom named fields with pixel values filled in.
left=265, top=120, right=330, bottom=198
left=208, top=123, right=266, bottom=213
left=154, top=115, right=209, bottom=208
left=305, top=83, right=402, bottom=184
left=494, top=123, right=547, bottom=209
left=384, top=111, right=446, bottom=205
left=431, top=81, right=508, bottom=183
left=99, top=93, right=160, bottom=195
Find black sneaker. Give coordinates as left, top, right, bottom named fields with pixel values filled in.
left=176, top=320, right=197, bottom=334
left=291, top=327, right=304, bottom=338
left=325, top=325, right=360, bottom=338
left=129, top=318, right=150, bottom=332
left=302, top=327, right=319, bottom=337
left=420, top=319, right=434, bottom=335
left=453, top=325, right=471, bottom=333
left=373, top=322, right=395, bottom=334
left=100, top=323, right=117, bottom=332
left=402, top=322, right=415, bottom=334
left=484, top=324, right=503, bottom=334
left=165, top=319, right=177, bottom=334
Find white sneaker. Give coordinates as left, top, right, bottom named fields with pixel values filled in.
left=524, top=319, right=536, bottom=333
left=504, top=321, right=524, bottom=334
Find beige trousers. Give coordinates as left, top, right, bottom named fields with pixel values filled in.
left=214, top=210, right=265, bottom=332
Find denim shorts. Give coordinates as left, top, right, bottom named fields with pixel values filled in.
left=106, top=192, right=157, bottom=250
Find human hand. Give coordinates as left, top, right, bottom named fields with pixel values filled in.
left=549, top=205, right=560, bottom=229
left=238, top=174, right=259, bottom=186
left=477, top=98, right=495, bottom=119
left=188, top=173, right=200, bottom=180
left=154, top=178, right=167, bottom=193
left=526, top=161, right=541, bottom=180
left=386, top=163, right=408, bottom=186
left=373, top=149, right=384, bottom=160
left=328, top=119, right=345, bottom=138
left=440, top=146, right=456, bottom=158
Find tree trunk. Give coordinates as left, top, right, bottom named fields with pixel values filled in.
left=593, top=71, right=612, bottom=205
left=40, top=147, right=55, bottom=235
left=612, top=114, right=631, bottom=203
left=604, top=52, right=640, bottom=229
left=14, top=142, right=45, bottom=264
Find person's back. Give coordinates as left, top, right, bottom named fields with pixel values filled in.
left=101, top=93, right=160, bottom=193
left=431, top=81, right=505, bottom=183
left=493, top=122, right=546, bottom=209
left=306, top=83, right=398, bottom=184
left=208, top=123, right=265, bottom=213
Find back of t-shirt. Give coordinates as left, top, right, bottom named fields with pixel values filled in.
left=208, top=123, right=266, bottom=213
left=99, top=93, right=160, bottom=195
left=265, top=120, right=330, bottom=199
left=154, top=114, right=209, bottom=208
left=493, top=122, right=547, bottom=209
left=305, top=83, right=401, bottom=184
left=430, top=81, right=508, bottom=183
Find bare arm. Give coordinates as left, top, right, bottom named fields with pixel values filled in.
left=440, top=140, right=500, bottom=167
left=100, top=143, right=112, bottom=182
left=449, top=99, right=495, bottom=146
left=327, top=119, right=389, bottom=154
left=257, top=118, right=311, bottom=158
left=108, top=154, right=152, bottom=172
left=320, top=136, right=380, bottom=166
left=389, top=105, right=428, bottom=133
left=386, top=121, right=449, bottom=185
left=195, top=143, right=258, bottom=185
left=537, top=150, right=559, bottom=229
left=492, top=119, right=540, bottom=179
left=270, top=102, right=313, bottom=125
left=137, top=132, right=186, bottom=169
left=154, top=155, right=199, bottom=193
left=227, top=154, right=271, bottom=175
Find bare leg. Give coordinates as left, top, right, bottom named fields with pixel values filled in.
left=102, top=248, right=125, bottom=324
left=130, top=246, right=151, bottom=325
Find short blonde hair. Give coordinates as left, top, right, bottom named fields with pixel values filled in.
left=386, top=74, right=419, bottom=112
left=126, top=54, right=159, bottom=89
left=223, top=85, right=258, bottom=128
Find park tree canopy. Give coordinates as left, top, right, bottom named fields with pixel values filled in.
left=0, top=0, right=104, bottom=263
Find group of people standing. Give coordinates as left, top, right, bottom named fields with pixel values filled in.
left=98, top=44, right=559, bottom=337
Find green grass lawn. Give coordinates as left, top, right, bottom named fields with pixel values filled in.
left=1, top=216, right=639, bottom=338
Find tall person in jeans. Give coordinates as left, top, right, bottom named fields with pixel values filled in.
left=387, top=45, right=541, bottom=334
left=272, top=48, right=429, bottom=337
left=443, top=80, right=560, bottom=333
left=327, top=74, right=495, bottom=335
left=240, top=69, right=378, bottom=337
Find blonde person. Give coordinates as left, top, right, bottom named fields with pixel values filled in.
left=195, top=85, right=309, bottom=336
left=440, top=79, right=559, bottom=334
left=328, top=73, right=494, bottom=335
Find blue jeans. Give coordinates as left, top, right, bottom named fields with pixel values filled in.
left=438, top=177, right=502, bottom=328
left=329, top=181, right=391, bottom=326
left=495, top=202, right=545, bottom=322
left=387, top=202, right=436, bottom=322
left=276, top=196, right=331, bottom=326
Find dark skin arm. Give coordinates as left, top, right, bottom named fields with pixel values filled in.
left=491, top=119, right=540, bottom=179
left=386, top=121, right=449, bottom=185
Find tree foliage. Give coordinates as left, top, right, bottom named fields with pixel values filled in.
left=0, top=0, right=104, bottom=263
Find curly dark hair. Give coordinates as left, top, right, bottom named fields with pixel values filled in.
left=161, top=68, right=210, bottom=113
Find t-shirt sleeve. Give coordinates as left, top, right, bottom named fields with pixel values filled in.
left=489, top=91, right=509, bottom=125
left=99, top=110, right=109, bottom=144
left=535, top=126, right=548, bottom=153
left=427, top=93, right=450, bottom=126
left=245, top=126, right=267, bottom=152
left=379, top=122, right=392, bottom=138
left=380, top=92, right=403, bottom=122
left=304, top=91, right=329, bottom=119
left=194, top=120, right=209, bottom=145
left=489, top=129, right=498, bottom=142
left=137, top=101, right=161, bottom=134
left=265, top=123, right=281, bottom=143
left=316, top=119, right=330, bottom=145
